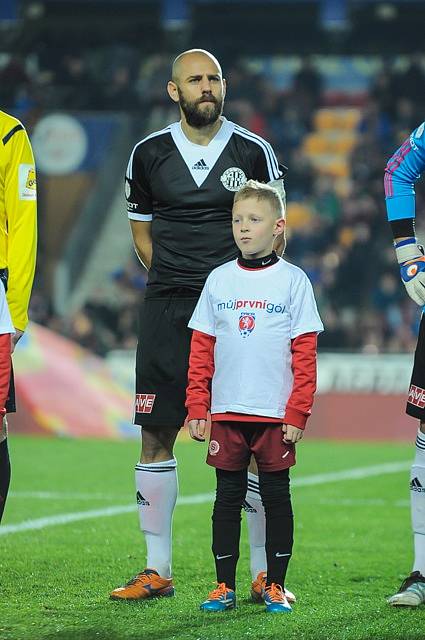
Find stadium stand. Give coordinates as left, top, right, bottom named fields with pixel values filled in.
left=2, top=43, right=425, bottom=355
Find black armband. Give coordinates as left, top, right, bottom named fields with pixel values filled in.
left=390, top=218, right=415, bottom=240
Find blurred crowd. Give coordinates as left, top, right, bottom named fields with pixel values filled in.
left=3, top=48, right=425, bottom=354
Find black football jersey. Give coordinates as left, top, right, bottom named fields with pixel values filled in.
left=125, top=118, right=283, bottom=296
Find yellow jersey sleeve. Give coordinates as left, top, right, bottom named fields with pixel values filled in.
left=3, top=118, right=37, bottom=331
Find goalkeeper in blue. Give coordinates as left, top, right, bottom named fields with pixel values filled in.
left=385, top=122, right=425, bottom=606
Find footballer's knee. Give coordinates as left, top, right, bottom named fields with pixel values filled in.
left=139, top=426, right=178, bottom=463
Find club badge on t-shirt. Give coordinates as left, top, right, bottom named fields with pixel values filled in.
left=239, top=313, right=256, bottom=338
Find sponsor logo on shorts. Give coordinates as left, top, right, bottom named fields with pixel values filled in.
left=135, top=393, right=156, bottom=414
left=408, top=384, right=425, bottom=409
left=239, top=313, right=255, bottom=338
left=209, top=440, right=220, bottom=456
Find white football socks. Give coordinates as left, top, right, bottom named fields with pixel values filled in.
left=411, top=429, right=425, bottom=576
left=245, top=472, right=266, bottom=580
left=135, top=458, right=178, bottom=579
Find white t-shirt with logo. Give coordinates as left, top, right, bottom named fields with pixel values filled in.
left=188, top=258, right=323, bottom=419
left=0, top=283, right=14, bottom=335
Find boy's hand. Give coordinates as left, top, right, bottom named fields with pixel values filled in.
left=282, top=423, right=304, bottom=444
left=188, top=419, right=207, bottom=442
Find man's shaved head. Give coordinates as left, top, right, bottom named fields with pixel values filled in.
left=167, top=48, right=226, bottom=129
left=172, top=49, right=222, bottom=83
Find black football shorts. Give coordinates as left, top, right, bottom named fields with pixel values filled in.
left=407, top=314, right=425, bottom=421
left=134, top=295, right=199, bottom=429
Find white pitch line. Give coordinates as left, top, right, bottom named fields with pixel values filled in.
left=0, top=505, right=136, bottom=535
left=9, top=462, right=411, bottom=502
left=301, top=498, right=410, bottom=508
left=291, top=461, right=410, bottom=487
left=0, top=461, right=410, bottom=537
left=9, top=491, right=123, bottom=500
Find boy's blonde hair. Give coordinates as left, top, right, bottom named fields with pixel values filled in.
left=234, top=179, right=286, bottom=219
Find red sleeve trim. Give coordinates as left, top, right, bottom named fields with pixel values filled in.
left=185, top=330, right=215, bottom=421
left=0, top=333, right=11, bottom=412
left=283, top=332, right=318, bottom=430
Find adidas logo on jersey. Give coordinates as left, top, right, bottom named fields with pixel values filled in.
left=136, top=491, right=150, bottom=505
left=192, top=158, right=209, bottom=170
left=410, top=477, right=425, bottom=492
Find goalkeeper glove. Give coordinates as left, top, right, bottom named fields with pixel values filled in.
left=395, top=238, right=425, bottom=306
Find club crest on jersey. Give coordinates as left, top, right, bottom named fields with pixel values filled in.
left=220, top=167, right=247, bottom=192
left=239, top=313, right=255, bottom=337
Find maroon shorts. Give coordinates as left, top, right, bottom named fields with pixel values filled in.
left=207, top=421, right=296, bottom=472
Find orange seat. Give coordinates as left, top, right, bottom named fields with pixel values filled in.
left=286, top=202, right=314, bottom=230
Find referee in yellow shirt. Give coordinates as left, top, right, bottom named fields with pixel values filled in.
left=0, top=110, right=37, bottom=522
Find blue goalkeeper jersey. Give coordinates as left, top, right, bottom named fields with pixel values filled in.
left=385, top=122, right=425, bottom=221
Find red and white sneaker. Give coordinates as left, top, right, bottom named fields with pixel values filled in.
left=263, top=583, right=292, bottom=613
left=251, top=571, right=296, bottom=604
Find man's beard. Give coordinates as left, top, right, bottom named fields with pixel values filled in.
left=177, top=88, right=223, bottom=128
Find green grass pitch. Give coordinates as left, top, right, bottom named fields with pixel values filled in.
left=0, top=435, right=423, bottom=639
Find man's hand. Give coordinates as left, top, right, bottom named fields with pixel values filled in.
left=395, top=238, right=425, bottom=306
left=11, top=329, right=24, bottom=354
left=282, top=423, right=304, bottom=444
left=188, top=419, right=207, bottom=442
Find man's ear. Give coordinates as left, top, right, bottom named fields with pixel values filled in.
left=167, top=80, right=179, bottom=103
